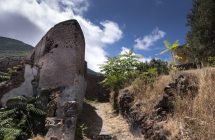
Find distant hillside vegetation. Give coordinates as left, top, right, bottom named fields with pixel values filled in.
left=0, top=36, right=33, bottom=57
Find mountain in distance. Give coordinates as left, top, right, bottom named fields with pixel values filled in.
left=0, top=36, right=33, bottom=57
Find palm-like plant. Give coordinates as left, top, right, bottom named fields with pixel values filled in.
left=0, top=96, right=46, bottom=140
left=160, top=40, right=179, bottom=64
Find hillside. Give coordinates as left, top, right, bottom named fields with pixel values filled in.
left=0, top=36, right=33, bottom=57
left=113, top=68, right=215, bottom=139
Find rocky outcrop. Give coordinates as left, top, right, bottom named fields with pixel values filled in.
left=118, top=74, right=199, bottom=139
left=1, top=19, right=86, bottom=140
left=32, top=20, right=86, bottom=140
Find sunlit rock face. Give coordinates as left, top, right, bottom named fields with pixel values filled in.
left=0, top=20, right=86, bottom=140
left=28, top=20, right=86, bottom=140
left=30, top=20, right=86, bottom=89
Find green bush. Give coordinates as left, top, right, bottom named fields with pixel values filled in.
left=139, top=68, right=158, bottom=85
left=208, top=56, right=215, bottom=67
left=0, top=75, right=10, bottom=82
left=137, top=59, right=169, bottom=75
left=100, top=50, right=141, bottom=91
left=0, top=96, right=46, bottom=140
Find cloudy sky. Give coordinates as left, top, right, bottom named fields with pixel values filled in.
left=0, top=0, right=192, bottom=72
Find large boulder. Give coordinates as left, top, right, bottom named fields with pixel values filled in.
left=1, top=19, right=87, bottom=140
left=33, top=20, right=86, bottom=140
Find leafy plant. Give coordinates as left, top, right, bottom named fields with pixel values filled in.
left=160, top=40, right=179, bottom=65
left=100, top=49, right=141, bottom=91
left=0, top=96, right=46, bottom=140
left=0, top=64, right=23, bottom=83
left=139, top=68, right=158, bottom=85
left=208, top=56, right=215, bottom=67
left=137, top=59, right=169, bottom=75
left=75, top=123, right=88, bottom=139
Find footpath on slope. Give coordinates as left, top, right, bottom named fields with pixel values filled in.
left=77, top=100, right=144, bottom=140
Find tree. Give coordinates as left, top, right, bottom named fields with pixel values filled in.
left=100, top=50, right=141, bottom=91
left=160, top=40, right=179, bottom=65
left=187, top=0, right=215, bottom=66
left=100, top=50, right=141, bottom=113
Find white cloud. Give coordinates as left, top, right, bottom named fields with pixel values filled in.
left=120, top=47, right=132, bottom=55
left=101, top=21, right=123, bottom=44
left=120, top=47, right=152, bottom=63
left=0, top=0, right=123, bottom=72
left=138, top=57, right=152, bottom=63
left=134, top=27, right=166, bottom=50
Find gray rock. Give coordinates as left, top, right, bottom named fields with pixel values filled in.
left=2, top=19, right=86, bottom=140
left=28, top=20, right=86, bottom=140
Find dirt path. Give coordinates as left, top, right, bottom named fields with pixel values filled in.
left=78, top=101, right=144, bottom=140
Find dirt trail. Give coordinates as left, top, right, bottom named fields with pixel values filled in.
left=78, top=101, right=144, bottom=140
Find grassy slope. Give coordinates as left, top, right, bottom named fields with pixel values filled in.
left=0, top=36, right=33, bottom=57
left=129, top=68, right=215, bottom=139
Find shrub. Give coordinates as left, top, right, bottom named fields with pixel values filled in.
left=139, top=68, right=158, bottom=85
left=0, top=96, right=46, bottom=140
left=100, top=50, right=141, bottom=91
left=208, top=56, right=215, bottom=67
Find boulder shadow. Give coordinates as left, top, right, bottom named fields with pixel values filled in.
left=76, top=102, right=103, bottom=139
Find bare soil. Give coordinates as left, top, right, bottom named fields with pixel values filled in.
left=78, top=101, right=144, bottom=140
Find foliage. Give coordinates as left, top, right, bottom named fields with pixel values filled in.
left=187, top=0, right=215, bottom=66
left=208, top=56, right=215, bottom=67
left=137, top=59, right=169, bottom=75
left=100, top=49, right=170, bottom=91
left=0, top=65, right=22, bottom=82
left=139, top=68, right=158, bottom=85
left=75, top=123, right=88, bottom=139
left=100, top=50, right=169, bottom=113
left=100, top=50, right=141, bottom=91
left=160, top=40, right=179, bottom=65
left=0, top=96, right=46, bottom=140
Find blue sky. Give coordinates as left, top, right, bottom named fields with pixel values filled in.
left=85, top=0, right=192, bottom=59
left=0, top=0, right=192, bottom=71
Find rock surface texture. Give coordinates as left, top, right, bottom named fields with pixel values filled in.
left=31, top=20, right=86, bottom=140
left=1, top=20, right=86, bottom=140
left=118, top=74, right=198, bottom=140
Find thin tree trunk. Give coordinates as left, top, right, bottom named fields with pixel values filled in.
left=171, top=51, right=175, bottom=65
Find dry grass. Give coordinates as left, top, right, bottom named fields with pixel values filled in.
left=130, top=68, right=215, bottom=139
left=131, top=75, right=171, bottom=114
left=166, top=68, right=215, bottom=140
left=32, top=135, right=45, bottom=140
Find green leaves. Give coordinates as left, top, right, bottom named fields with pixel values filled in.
left=100, top=49, right=141, bottom=91
left=160, top=40, right=179, bottom=55
left=160, top=40, right=180, bottom=65
left=187, top=0, right=215, bottom=65
left=0, top=95, right=46, bottom=139
left=0, top=128, right=21, bottom=140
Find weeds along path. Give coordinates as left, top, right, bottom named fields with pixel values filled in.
left=78, top=101, right=144, bottom=140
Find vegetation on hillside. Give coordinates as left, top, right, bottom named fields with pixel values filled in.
left=0, top=65, right=23, bottom=83
left=100, top=50, right=169, bottom=91
left=0, top=96, right=46, bottom=140
left=160, top=40, right=180, bottom=65
left=187, top=0, right=215, bottom=66
left=100, top=49, right=169, bottom=112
